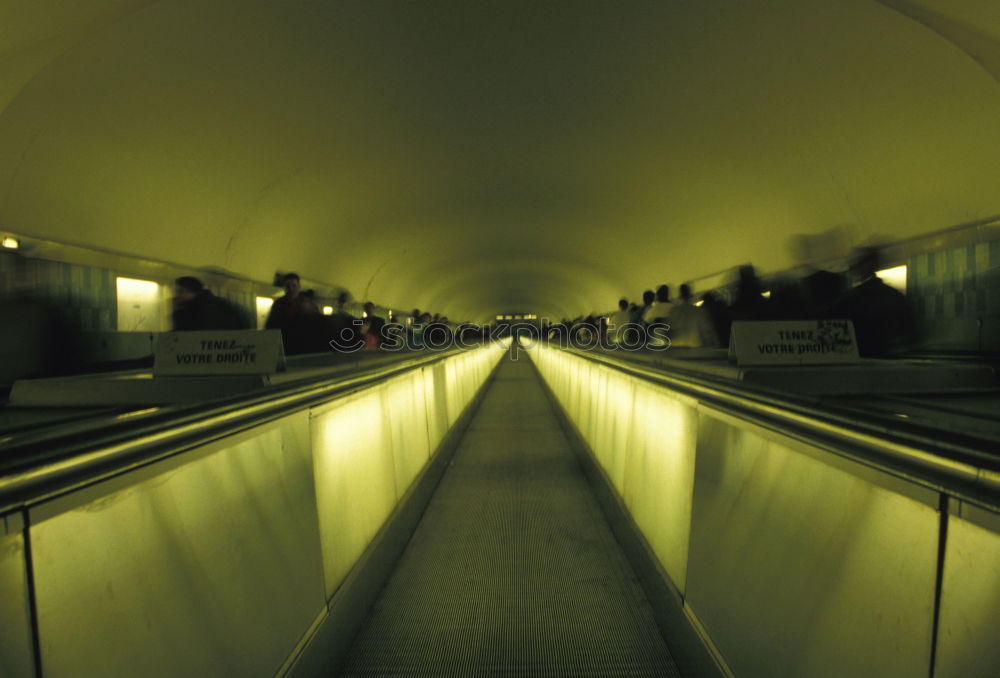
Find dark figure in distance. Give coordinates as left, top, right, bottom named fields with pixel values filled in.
left=700, top=292, right=731, bottom=347
left=830, top=247, right=916, bottom=357
left=649, top=284, right=674, bottom=323
left=362, top=302, right=385, bottom=348
left=608, top=298, right=630, bottom=344
left=729, top=265, right=772, bottom=321
left=328, top=291, right=358, bottom=351
left=265, top=273, right=322, bottom=354
left=802, top=269, right=848, bottom=314
left=668, top=283, right=718, bottom=347
left=172, top=276, right=249, bottom=331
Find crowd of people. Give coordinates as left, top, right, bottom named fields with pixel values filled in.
left=172, top=246, right=917, bottom=359
left=172, top=271, right=477, bottom=355
left=548, top=247, right=917, bottom=358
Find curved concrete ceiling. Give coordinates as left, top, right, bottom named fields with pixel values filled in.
left=1, top=0, right=999, bottom=322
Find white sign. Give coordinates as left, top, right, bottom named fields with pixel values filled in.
left=729, top=320, right=859, bottom=366
left=154, top=330, right=284, bottom=376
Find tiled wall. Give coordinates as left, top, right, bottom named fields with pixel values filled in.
left=0, top=251, right=116, bottom=331
left=6, top=237, right=999, bottom=352
left=908, top=240, right=1000, bottom=351
left=0, top=251, right=264, bottom=335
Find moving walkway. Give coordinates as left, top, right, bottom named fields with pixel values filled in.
left=1, top=340, right=997, bottom=677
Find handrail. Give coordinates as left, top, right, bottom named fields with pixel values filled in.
left=0, top=345, right=485, bottom=513
left=551, top=346, right=1000, bottom=509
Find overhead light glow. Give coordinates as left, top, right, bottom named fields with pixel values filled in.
left=116, top=277, right=162, bottom=331
left=762, top=290, right=771, bottom=299
left=1, top=236, right=18, bottom=249
left=694, top=300, right=704, bottom=307
left=256, top=296, right=274, bottom=329
left=876, top=265, right=907, bottom=293
left=116, top=277, right=159, bottom=296
left=323, top=306, right=333, bottom=315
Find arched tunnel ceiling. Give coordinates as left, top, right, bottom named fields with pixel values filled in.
left=1, top=0, right=999, bottom=323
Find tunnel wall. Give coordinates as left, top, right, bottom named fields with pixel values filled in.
left=528, top=343, right=1000, bottom=678
left=3, top=342, right=504, bottom=677
left=4, top=222, right=1000, bottom=363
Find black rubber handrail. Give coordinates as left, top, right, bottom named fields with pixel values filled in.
left=551, top=346, right=1000, bottom=509
left=0, top=345, right=483, bottom=513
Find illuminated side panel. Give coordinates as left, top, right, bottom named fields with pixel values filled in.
left=456, top=353, right=474, bottom=411
left=619, top=382, right=697, bottom=590
left=531, top=348, right=698, bottom=591
left=583, top=366, right=607, bottom=450
left=600, top=370, right=635, bottom=494
left=935, top=509, right=1000, bottom=678
left=444, top=359, right=461, bottom=427
left=311, top=388, right=397, bottom=597
left=30, top=412, right=324, bottom=678
left=686, top=412, right=938, bottom=678
left=383, top=369, right=432, bottom=497
left=564, top=357, right=580, bottom=426
left=579, top=364, right=600, bottom=450
left=585, top=360, right=607, bottom=450
left=575, top=361, right=594, bottom=446
left=548, top=349, right=568, bottom=404
left=0, top=523, right=34, bottom=677
left=423, top=362, right=450, bottom=451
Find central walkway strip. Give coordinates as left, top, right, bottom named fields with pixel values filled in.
left=341, top=353, right=681, bottom=677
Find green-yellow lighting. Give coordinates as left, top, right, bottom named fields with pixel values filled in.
left=876, top=265, right=907, bottom=293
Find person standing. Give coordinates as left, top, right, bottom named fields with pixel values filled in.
left=830, top=248, right=916, bottom=357
left=265, top=272, right=321, bottom=354
left=172, top=277, right=249, bottom=331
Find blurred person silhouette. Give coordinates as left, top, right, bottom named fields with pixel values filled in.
left=667, top=284, right=718, bottom=347
left=291, top=289, right=328, bottom=354
left=266, top=274, right=325, bottom=354
left=362, top=302, right=385, bottom=347
left=172, top=277, right=249, bottom=331
left=830, top=247, right=916, bottom=357
left=700, top=292, right=731, bottom=347
left=802, top=269, right=848, bottom=316
left=572, top=315, right=598, bottom=345
left=767, top=276, right=809, bottom=320
left=327, top=291, right=358, bottom=351
left=411, top=312, right=433, bottom=348
left=0, top=292, right=84, bottom=384
left=424, top=313, right=450, bottom=348
left=625, top=290, right=653, bottom=345
left=265, top=272, right=304, bottom=332
left=358, top=317, right=379, bottom=350
left=608, top=298, right=630, bottom=344
left=729, top=265, right=772, bottom=321
left=648, top=284, right=674, bottom=323
left=632, top=290, right=655, bottom=325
